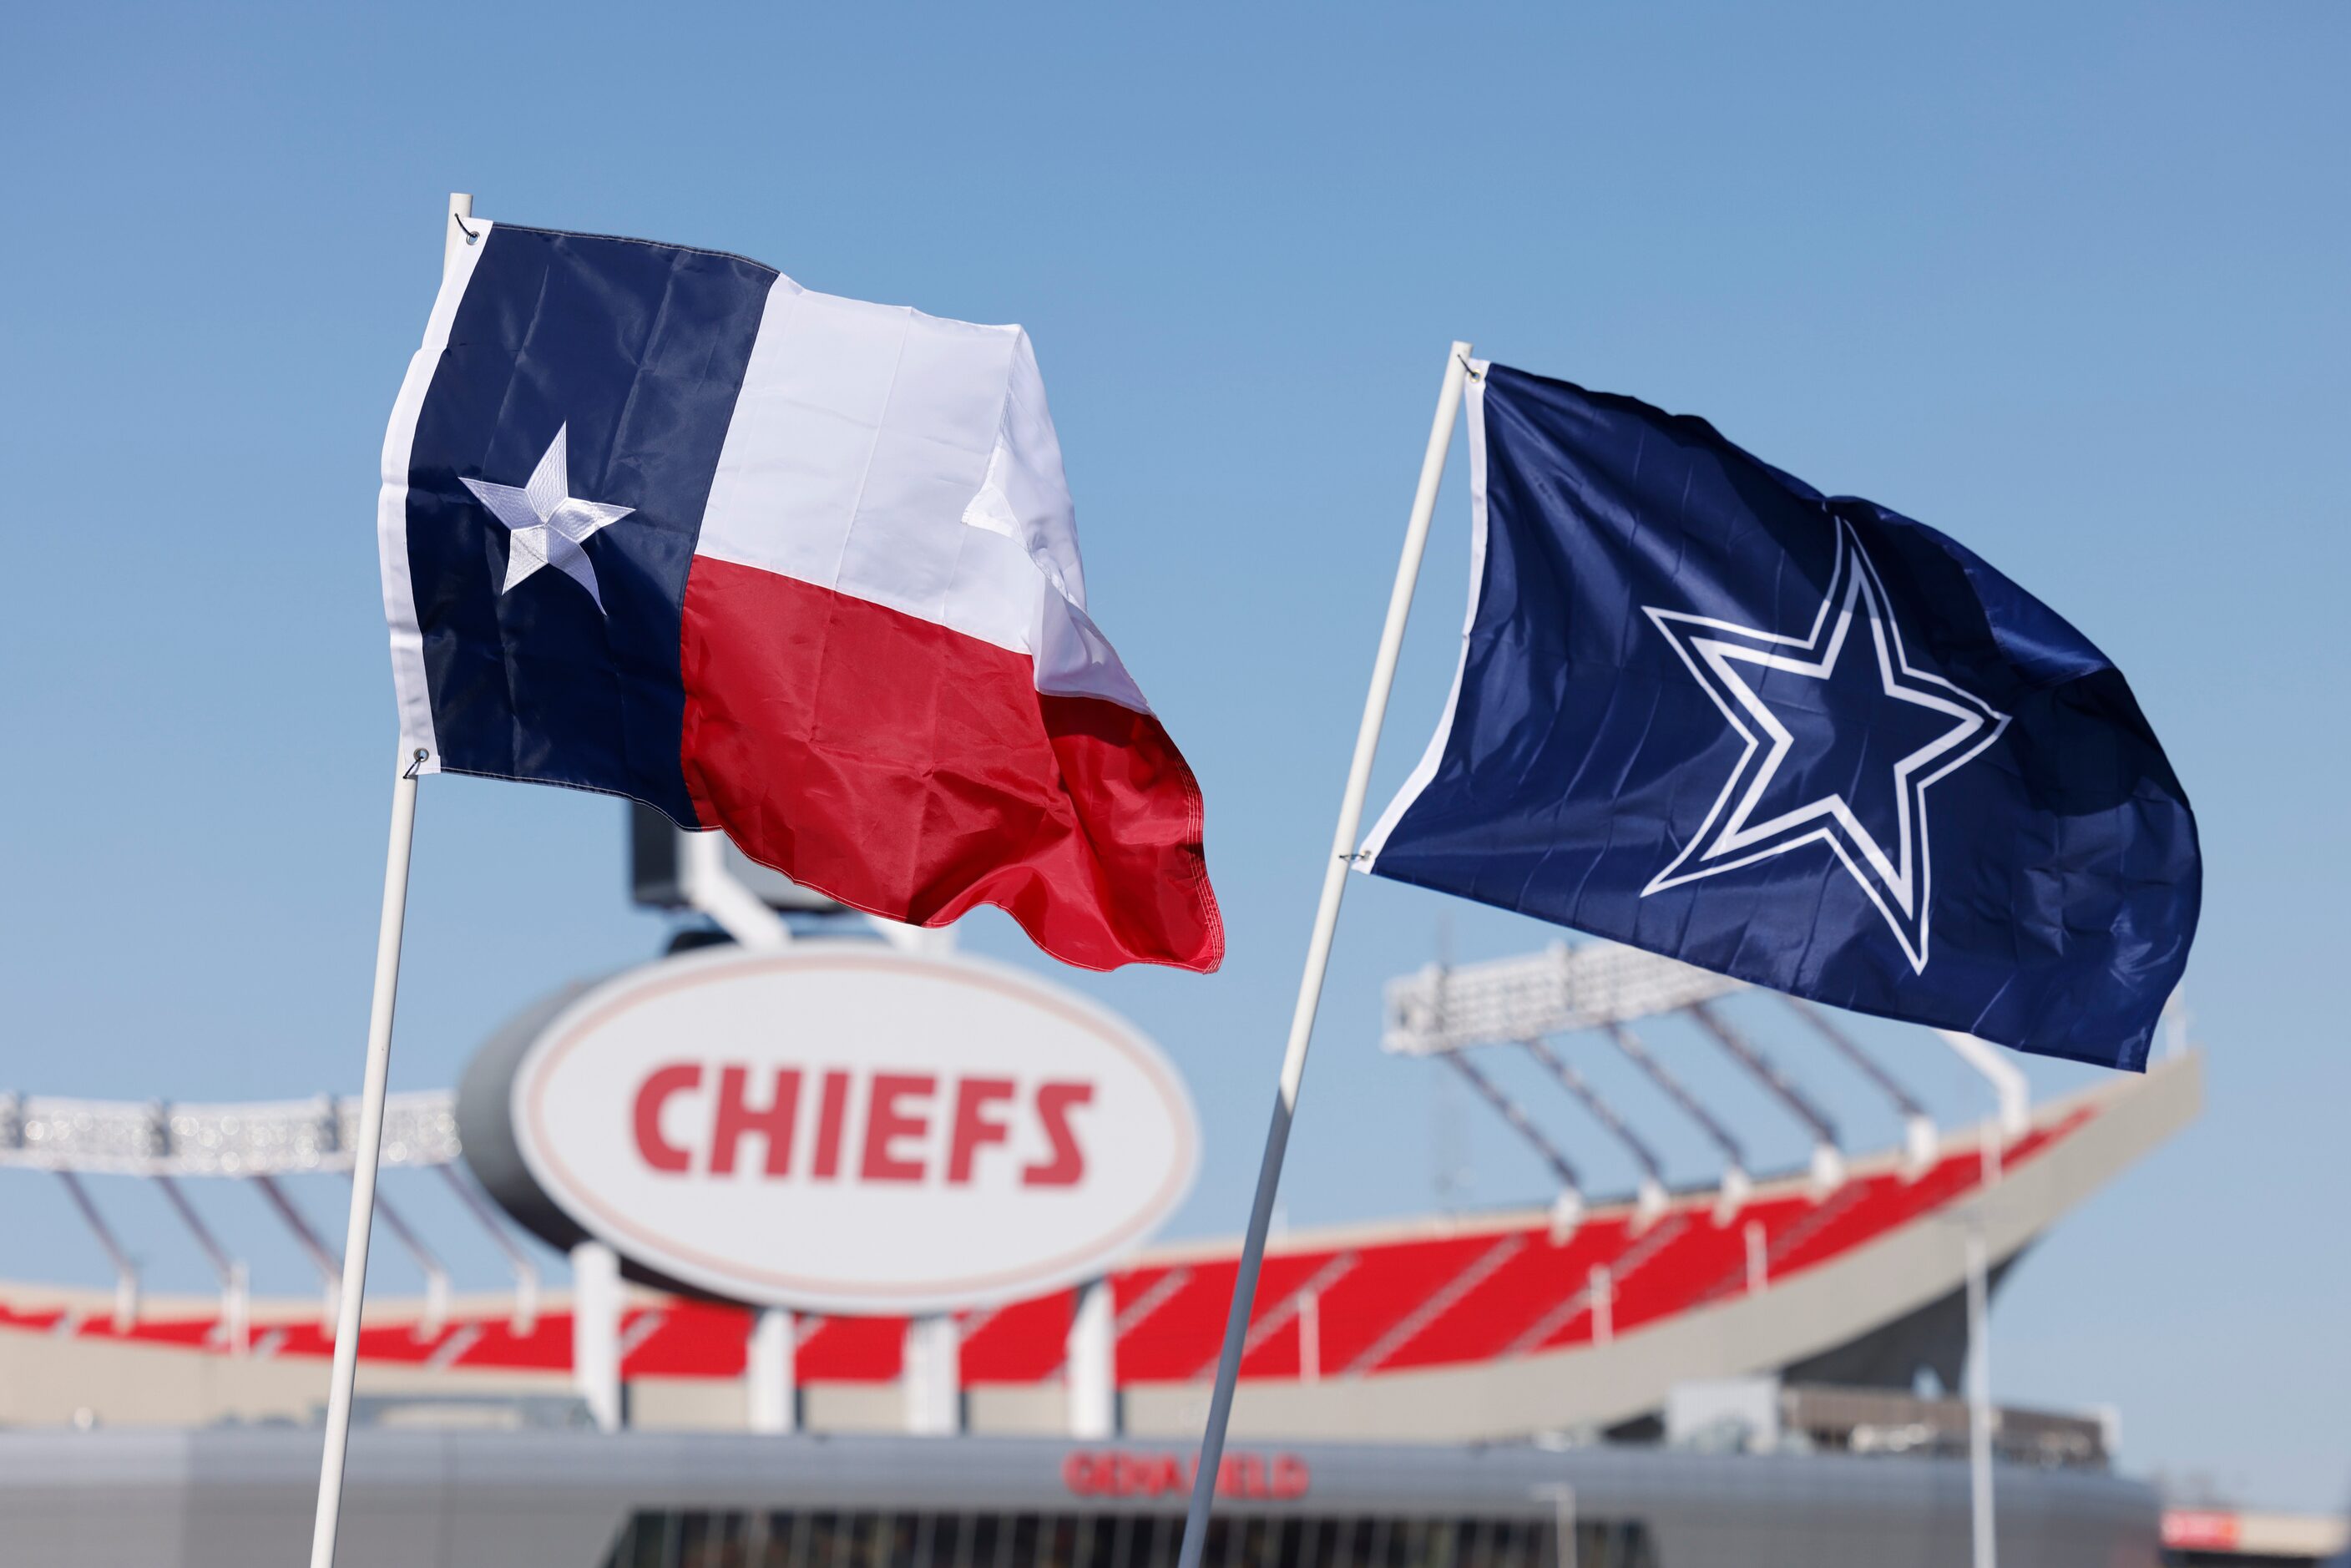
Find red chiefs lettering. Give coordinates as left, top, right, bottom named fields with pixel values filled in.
left=633, top=1064, right=1094, bottom=1186
left=1060, top=1449, right=1310, bottom=1502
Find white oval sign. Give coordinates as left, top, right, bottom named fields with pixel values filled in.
left=506, top=942, right=1198, bottom=1313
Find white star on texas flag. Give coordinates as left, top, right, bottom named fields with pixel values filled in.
left=1641, top=519, right=2010, bottom=972
left=460, top=424, right=634, bottom=611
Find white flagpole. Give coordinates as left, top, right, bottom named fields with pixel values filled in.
left=306, top=190, right=468, bottom=1568
left=1966, top=1216, right=1996, bottom=1568
left=1175, top=341, right=1473, bottom=1568
left=305, top=755, right=422, bottom=1567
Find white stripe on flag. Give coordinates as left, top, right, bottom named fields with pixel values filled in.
left=694, top=281, right=1149, bottom=712
left=1356, top=360, right=1493, bottom=869
left=377, top=219, right=493, bottom=776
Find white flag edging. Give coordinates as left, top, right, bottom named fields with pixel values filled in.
left=304, top=191, right=473, bottom=1568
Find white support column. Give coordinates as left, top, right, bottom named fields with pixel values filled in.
left=436, top=1164, right=538, bottom=1334
left=221, top=1262, right=250, bottom=1358
left=57, top=1172, right=139, bottom=1331
left=253, top=1171, right=341, bottom=1329
left=1712, top=1163, right=1754, bottom=1227
left=1589, top=1267, right=1614, bottom=1345
left=571, top=1241, right=624, bottom=1434
left=1547, top=1188, right=1585, bottom=1243
left=1938, top=1030, right=2030, bottom=1142
left=680, top=830, right=792, bottom=949
left=1904, top=1114, right=1940, bottom=1174
left=1744, top=1221, right=1768, bottom=1296
left=2161, top=990, right=2191, bottom=1061
left=1965, top=1219, right=1998, bottom=1568
left=1066, top=1279, right=1115, bottom=1439
left=1807, top=1141, right=1848, bottom=1195
left=903, top=1313, right=962, bottom=1435
left=154, top=1175, right=247, bottom=1355
left=746, top=1308, right=797, bottom=1434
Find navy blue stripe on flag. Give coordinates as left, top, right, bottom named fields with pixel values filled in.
left=405, top=225, right=775, bottom=824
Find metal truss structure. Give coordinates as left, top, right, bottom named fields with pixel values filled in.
left=0, top=1089, right=532, bottom=1347
left=0, top=1091, right=460, bottom=1176
left=1383, top=943, right=1742, bottom=1055
left=1383, top=941, right=2012, bottom=1224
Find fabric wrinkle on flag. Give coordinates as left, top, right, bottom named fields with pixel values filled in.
left=1359, top=360, right=2197, bottom=1070
left=378, top=222, right=1220, bottom=974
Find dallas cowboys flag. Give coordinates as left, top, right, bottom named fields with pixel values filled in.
left=1358, top=362, right=2199, bottom=1070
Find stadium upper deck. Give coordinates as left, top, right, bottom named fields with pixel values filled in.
left=0, top=1053, right=2197, bottom=1440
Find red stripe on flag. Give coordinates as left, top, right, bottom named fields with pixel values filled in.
left=678, top=556, right=1222, bottom=973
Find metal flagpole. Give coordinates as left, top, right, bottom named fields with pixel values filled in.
left=306, top=190, right=469, bottom=1568
left=1174, top=341, right=1473, bottom=1568
left=305, top=751, right=424, bottom=1567
left=1966, top=1214, right=1996, bottom=1568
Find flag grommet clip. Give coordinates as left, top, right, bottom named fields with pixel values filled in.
left=402, top=748, right=427, bottom=780
left=452, top=211, right=479, bottom=246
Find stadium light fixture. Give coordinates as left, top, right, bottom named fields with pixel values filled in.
left=1383, top=942, right=1742, bottom=1055
left=0, top=1091, right=460, bottom=1177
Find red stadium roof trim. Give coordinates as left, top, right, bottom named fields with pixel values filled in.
left=0, top=1095, right=2110, bottom=1388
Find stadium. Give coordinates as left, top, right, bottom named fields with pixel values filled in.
left=0, top=819, right=2302, bottom=1568
left=14, top=3, right=2351, bottom=1563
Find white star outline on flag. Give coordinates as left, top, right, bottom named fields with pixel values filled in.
left=459, top=424, right=634, bottom=612
left=1641, top=519, right=2010, bottom=972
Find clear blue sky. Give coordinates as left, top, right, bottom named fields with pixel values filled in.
left=4, top=0, right=2343, bottom=1510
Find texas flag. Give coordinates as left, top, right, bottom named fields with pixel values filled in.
left=378, top=222, right=1221, bottom=972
